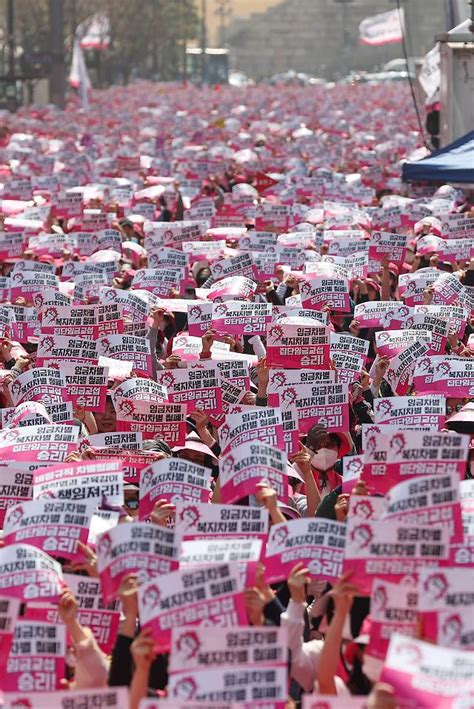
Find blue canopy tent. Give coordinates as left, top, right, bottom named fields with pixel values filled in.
left=402, top=130, right=474, bottom=184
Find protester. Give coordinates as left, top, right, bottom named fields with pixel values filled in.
left=0, top=78, right=472, bottom=709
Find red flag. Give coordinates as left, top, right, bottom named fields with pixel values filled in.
left=255, top=172, right=279, bottom=193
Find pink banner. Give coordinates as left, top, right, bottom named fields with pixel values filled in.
left=174, top=502, right=268, bottom=541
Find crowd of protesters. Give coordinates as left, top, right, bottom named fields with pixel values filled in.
left=0, top=80, right=471, bottom=708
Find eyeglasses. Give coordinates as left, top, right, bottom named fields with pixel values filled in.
left=446, top=404, right=464, bottom=415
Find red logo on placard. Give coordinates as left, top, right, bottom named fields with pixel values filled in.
left=179, top=505, right=200, bottom=529
left=97, top=532, right=113, bottom=558
left=100, top=337, right=112, bottom=355
left=364, top=427, right=380, bottom=457
left=390, top=432, right=406, bottom=456
left=160, top=371, right=176, bottom=389
left=43, top=306, right=59, bottom=323
left=350, top=524, right=373, bottom=549
left=423, top=572, right=449, bottom=601
left=394, top=641, right=423, bottom=665
left=376, top=399, right=392, bottom=417
left=172, top=676, right=198, bottom=700
left=118, top=400, right=135, bottom=418
left=189, top=305, right=202, bottom=319
left=372, top=584, right=388, bottom=612
left=435, top=360, right=450, bottom=378
left=281, top=387, right=298, bottom=406
left=142, top=584, right=161, bottom=608
left=268, top=324, right=284, bottom=341
left=176, top=630, right=201, bottom=659
left=418, top=357, right=432, bottom=373
left=41, top=335, right=55, bottom=353
left=352, top=499, right=375, bottom=521
left=443, top=613, right=463, bottom=643
left=272, top=371, right=287, bottom=388
left=214, top=303, right=227, bottom=317
left=273, top=525, right=289, bottom=547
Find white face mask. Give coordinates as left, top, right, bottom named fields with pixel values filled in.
left=311, top=447, right=338, bottom=471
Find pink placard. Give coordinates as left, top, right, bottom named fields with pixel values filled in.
left=139, top=458, right=211, bottom=520
left=265, top=518, right=346, bottom=584
left=96, top=522, right=178, bottom=603
left=138, top=563, right=247, bottom=652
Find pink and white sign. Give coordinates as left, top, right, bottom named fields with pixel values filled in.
left=139, top=459, right=211, bottom=520
left=3, top=499, right=94, bottom=560
left=115, top=398, right=187, bottom=444
left=375, top=329, right=432, bottom=359
left=57, top=362, right=109, bottom=412
left=432, top=357, right=474, bottom=397
left=97, top=334, right=152, bottom=376
left=174, top=502, right=268, bottom=541
left=219, top=440, right=289, bottom=505
left=373, top=395, right=446, bottom=430
left=157, top=365, right=223, bottom=415
left=300, top=276, right=350, bottom=312
left=0, top=424, right=79, bottom=467
left=366, top=579, right=418, bottom=663
left=212, top=301, right=272, bottom=337
left=277, top=382, right=349, bottom=435
left=219, top=407, right=285, bottom=454
left=381, top=633, right=474, bottom=708
left=268, top=368, right=336, bottom=407
left=96, top=522, right=178, bottom=603
left=0, top=468, right=33, bottom=527
left=138, top=563, right=246, bottom=651
left=167, top=665, right=288, bottom=705
left=266, top=318, right=330, bottom=369
left=8, top=368, right=70, bottom=407
left=343, top=517, right=449, bottom=594
left=180, top=538, right=263, bottom=567
left=3, top=687, right=129, bottom=708
left=362, top=425, right=469, bottom=495
left=369, top=231, right=408, bottom=264
left=169, top=625, right=287, bottom=674
left=0, top=544, right=63, bottom=602
left=384, top=341, right=430, bottom=395
left=353, top=301, right=410, bottom=329
left=36, top=333, right=99, bottom=370
left=381, top=471, right=463, bottom=543
left=4, top=620, right=66, bottom=692
left=418, top=567, right=474, bottom=651
left=33, top=459, right=124, bottom=508
left=40, top=303, right=123, bottom=339
left=265, top=518, right=346, bottom=583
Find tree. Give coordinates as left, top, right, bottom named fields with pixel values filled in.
left=13, top=0, right=199, bottom=86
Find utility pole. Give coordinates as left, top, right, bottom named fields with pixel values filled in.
left=201, top=0, right=207, bottom=84
left=7, top=0, right=15, bottom=80
left=49, top=0, right=66, bottom=108
left=215, top=0, right=232, bottom=46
